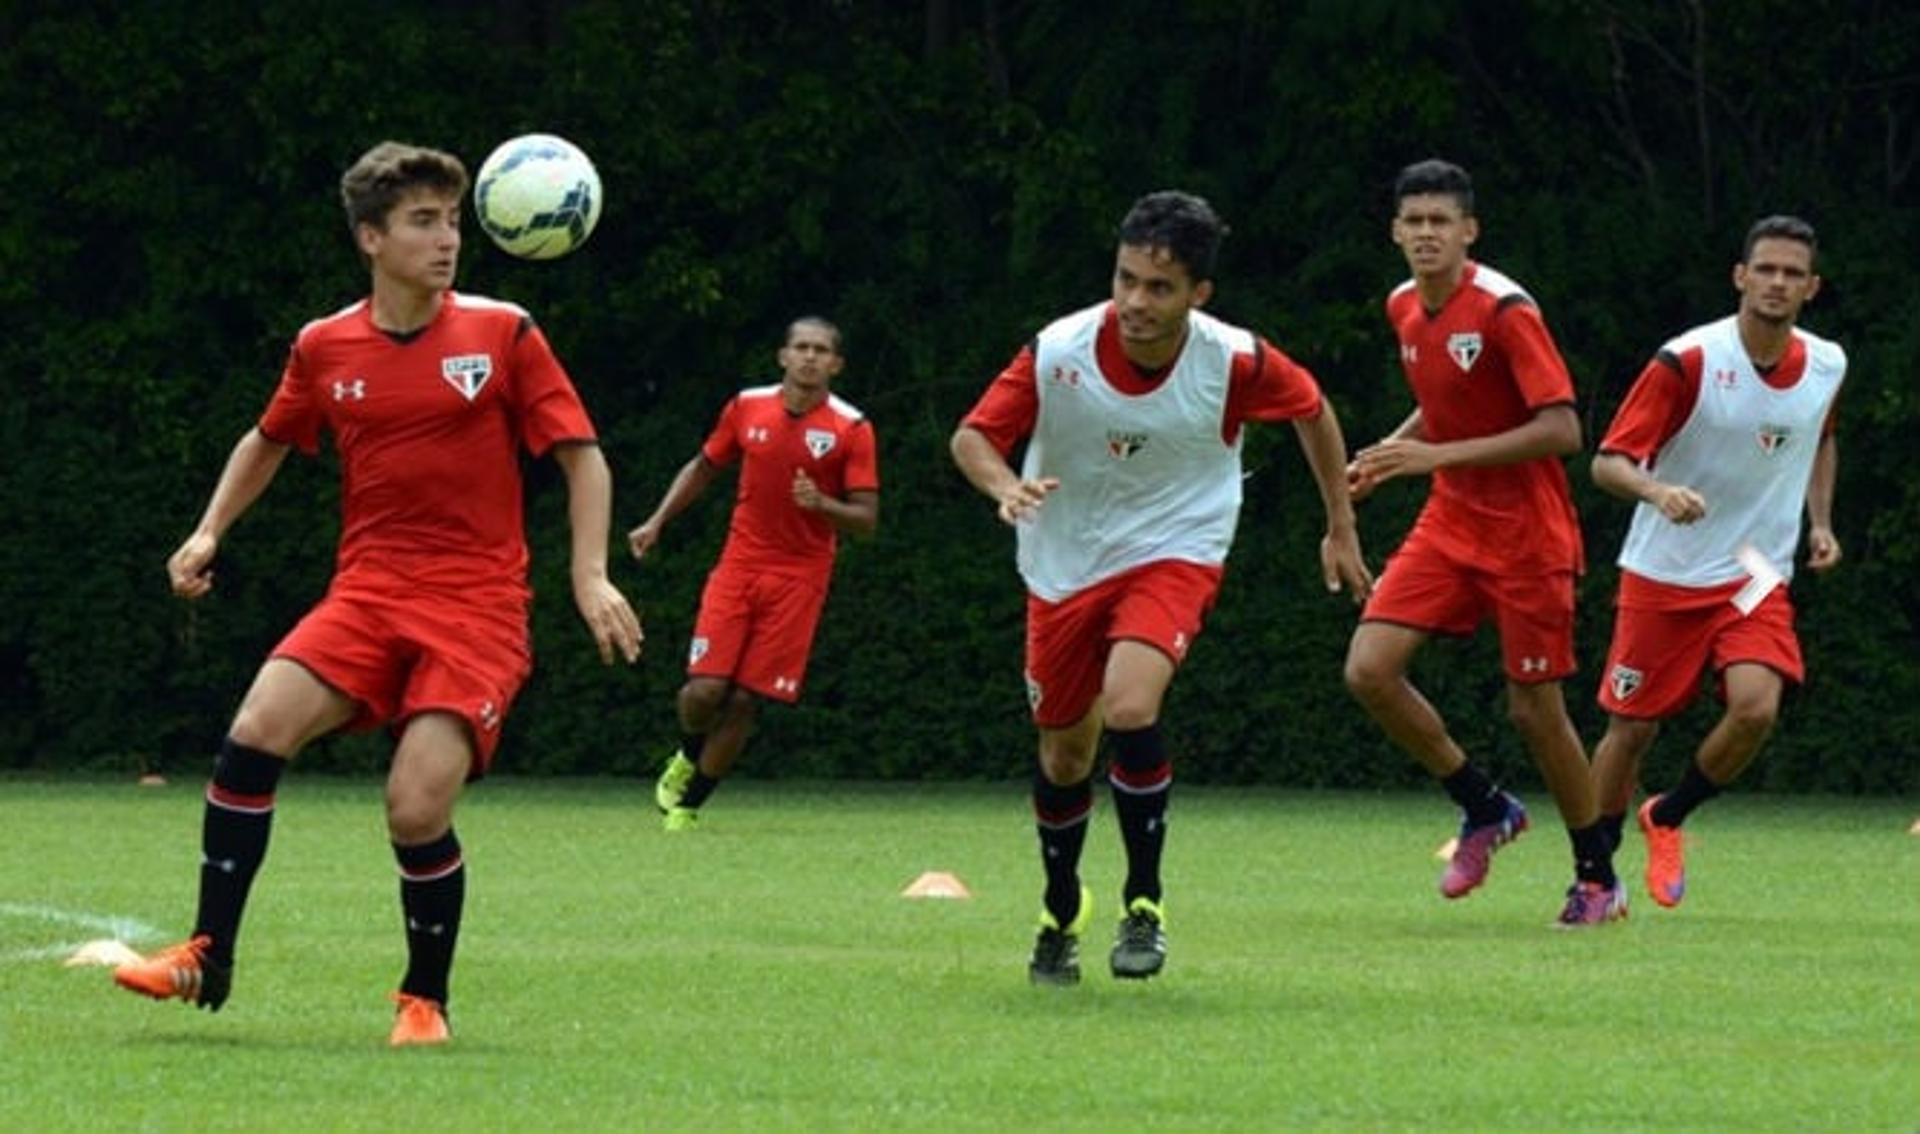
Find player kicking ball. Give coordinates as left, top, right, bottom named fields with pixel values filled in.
left=112, top=141, right=641, bottom=1045
left=1588, top=215, right=1845, bottom=908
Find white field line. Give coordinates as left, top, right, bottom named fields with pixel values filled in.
left=0, top=902, right=165, bottom=963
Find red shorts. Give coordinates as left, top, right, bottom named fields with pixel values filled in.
left=1361, top=531, right=1576, bottom=682
left=687, top=563, right=827, bottom=703
left=1025, top=560, right=1223, bottom=729
left=271, top=582, right=531, bottom=774
left=1597, top=587, right=1802, bottom=719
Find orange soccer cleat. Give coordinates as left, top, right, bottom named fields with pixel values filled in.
left=1638, top=796, right=1688, bottom=908
left=389, top=992, right=451, bottom=1047
left=113, top=935, right=231, bottom=1011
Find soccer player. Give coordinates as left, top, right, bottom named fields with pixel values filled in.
left=631, top=318, right=879, bottom=831
left=112, top=141, right=643, bottom=1046
left=1343, top=159, right=1622, bottom=926
left=951, top=190, right=1371, bottom=984
left=1589, top=215, right=1844, bottom=908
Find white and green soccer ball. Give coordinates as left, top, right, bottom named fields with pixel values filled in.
left=473, top=134, right=602, bottom=260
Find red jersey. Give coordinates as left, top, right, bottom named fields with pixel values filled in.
left=703, top=385, right=880, bottom=586
left=1386, top=261, right=1582, bottom=573
left=258, top=290, right=596, bottom=600
left=961, top=304, right=1322, bottom=457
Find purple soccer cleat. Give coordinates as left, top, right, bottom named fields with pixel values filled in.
left=1439, top=792, right=1530, bottom=899
left=1554, top=880, right=1629, bottom=927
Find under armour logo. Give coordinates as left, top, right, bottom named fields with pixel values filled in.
left=1518, top=656, right=1549, bottom=674
left=479, top=700, right=500, bottom=731
left=1714, top=368, right=1738, bottom=389
left=747, top=427, right=771, bottom=443
left=407, top=917, right=447, bottom=937
left=203, top=856, right=238, bottom=874
left=332, top=379, right=366, bottom=401
left=772, top=676, right=798, bottom=693
left=1048, top=365, right=1081, bottom=388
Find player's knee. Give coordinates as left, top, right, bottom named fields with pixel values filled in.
left=384, top=788, right=452, bottom=845
left=1724, top=695, right=1779, bottom=739
left=226, top=709, right=298, bottom=759
left=1343, top=653, right=1393, bottom=702
left=677, top=679, right=728, bottom=722
left=1102, top=702, right=1157, bottom=732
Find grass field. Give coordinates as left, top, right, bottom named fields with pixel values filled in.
left=1, top=776, right=1914, bottom=1131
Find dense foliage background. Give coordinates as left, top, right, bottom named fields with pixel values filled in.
left=2, top=1, right=1914, bottom=792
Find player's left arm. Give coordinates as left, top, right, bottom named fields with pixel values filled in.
left=1804, top=429, right=1841, bottom=572
left=1364, top=401, right=1581, bottom=476
left=552, top=441, right=643, bottom=665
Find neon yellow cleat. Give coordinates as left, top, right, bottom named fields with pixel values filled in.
left=654, top=751, right=696, bottom=813
left=662, top=805, right=701, bottom=832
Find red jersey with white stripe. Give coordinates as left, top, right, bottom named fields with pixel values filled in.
left=1386, top=261, right=1582, bottom=573
left=702, top=385, right=880, bottom=586
left=258, top=290, right=596, bottom=601
left=962, top=302, right=1323, bottom=601
left=1600, top=315, right=1844, bottom=605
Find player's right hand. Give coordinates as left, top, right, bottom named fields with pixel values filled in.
left=995, top=477, right=1060, bottom=526
left=627, top=520, right=662, bottom=560
left=1650, top=483, right=1707, bottom=524
left=167, top=531, right=218, bottom=599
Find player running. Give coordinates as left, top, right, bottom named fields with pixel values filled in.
left=1588, top=215, right=1845, bottom=907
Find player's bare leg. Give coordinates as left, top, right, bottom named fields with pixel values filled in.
left=1592, top=715, right=1659, bottom=851
left=1344, top=623, right=1466, bottom=776
left=385, top=713, right=470, bottom=1045
left=1639, top=665, right=1782, bottom=908
left=660, top=678, right=758, bottom=828
left=1508, top=681, right=1624, bottom=925
left=114, top=659, right=353, bottom=1012
left=1346, top=623, right=1527, bottom=899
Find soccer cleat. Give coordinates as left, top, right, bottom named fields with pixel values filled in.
left=1110, top=896, right=1168, bottom=979
left=1639, top=796, right=1687, bottom=907
left=662, top=805, right=700, bottom=832
left=112, top=934, right=232, bottom=1012
left=655, top=750, right=697, bottom=813
left=388, top=992, right=451, bottom=1047
left=1554, top=881, right=1629, bottom=927
left=1440, top=791, right=1530, bottom=899
left=1028, top=885, right=1092, bottom=986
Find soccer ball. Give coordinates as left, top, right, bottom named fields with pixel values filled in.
left=473, top=134, right=603, bottom=260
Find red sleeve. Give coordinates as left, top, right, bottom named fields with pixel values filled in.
left=842, top=418, right=880, bottom=492
left=510, top=321, right=597, bottom=455
left=700, top=396, right=743, bottom=467
left=1225, top=337, right=1323, bottom=431
left=1491, top=301, right=1576, bottom=410
left=257, top=342, right=322, bottom=454
left=959, top=345, right=1039, bottom=458
left=1600, top=349, right=1700, bottom=463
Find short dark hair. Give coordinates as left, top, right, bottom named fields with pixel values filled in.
left=1117, top=191, right=1228, bottom=282
left=1742, top=214, right=1818, bottom=264
left=339, top=141, right=468, bottom=233
left=786, top=315, right=843, bottom=353
left=1393, top=159, right=1475, bottom=215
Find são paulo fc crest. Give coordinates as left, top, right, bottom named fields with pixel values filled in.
left=1446, top=332, right=1482, bottom=372
left=441, top=353, right=494, bottom=401
left=1106, top=429, right=1149, bottom=460
left=1755, top=422, right=1791, bottom=455
left=1609, top=664, right=1644, bottom=702
left=689, top=637, right=709, bottom=665
left=804, top=429, right=836, bottom=458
